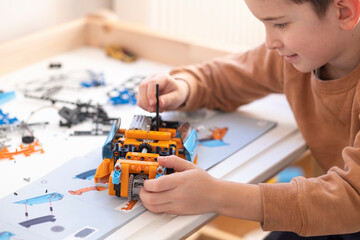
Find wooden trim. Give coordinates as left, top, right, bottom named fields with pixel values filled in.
left=0, top=11, right=231, bottom=77
left=85, top=17, right=230, bottom=66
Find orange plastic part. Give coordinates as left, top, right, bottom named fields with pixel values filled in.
left=120, top=164, right=129, bottom=197
left=108, top=175, right=116, bottom=196
left=0, top=141, right=44, bottom=160
left=118, top=159, right=159, bottom=197
left=94, top=158, right=113, bottom=183
left=159, top=128, right=177, bottom=137
left=125, top=129, right=171, bottom=141
left=119, top=159, right=159, bottom=174
left=125, top=152, right=159, bottom=162
left=105, top=45, right=137, bottom=62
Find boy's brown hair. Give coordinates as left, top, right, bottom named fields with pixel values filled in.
left=289, top=0, right=332, bottom=17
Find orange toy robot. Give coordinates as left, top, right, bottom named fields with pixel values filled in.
left=94, top=115, right=198, bottom=200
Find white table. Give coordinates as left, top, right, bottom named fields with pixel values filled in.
left=0, top=47, right=306, bottom=240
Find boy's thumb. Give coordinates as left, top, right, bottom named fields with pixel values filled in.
left=158, top=155, right=196, bottom=172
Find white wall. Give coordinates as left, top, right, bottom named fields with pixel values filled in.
left=113, top=0, right=265, bottom=52
left=0, top=0, right=111, bottom=43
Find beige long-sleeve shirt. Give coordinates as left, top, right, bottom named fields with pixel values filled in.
left=171, top=44, right=360, bottom=236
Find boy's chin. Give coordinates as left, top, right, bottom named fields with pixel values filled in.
left=291, top=63, right=315, bottom=73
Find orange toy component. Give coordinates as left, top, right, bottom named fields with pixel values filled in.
left=94, top=158, right=113, bottom=183
left=124, top=130, right=171, bottom=141
left=95, top=115, right=199, bottom=200
left=0, top=141, right=44, bottom=160
left=105, top=45, right=137, bottom=63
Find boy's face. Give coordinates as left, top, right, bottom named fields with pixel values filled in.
left=244, top=0, right=343, bottom=73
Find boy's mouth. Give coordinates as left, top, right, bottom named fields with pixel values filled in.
left=283, top=54, right=298, bottom=63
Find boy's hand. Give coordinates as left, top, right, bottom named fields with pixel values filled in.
left=137, top=73, right=189, bottom=112
left=140, top=156, right=220, bottom=215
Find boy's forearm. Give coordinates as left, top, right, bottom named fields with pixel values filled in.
left=213, top=179, right=264, bottom=222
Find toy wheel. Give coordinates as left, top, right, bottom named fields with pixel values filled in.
left=128, top=174, right=134, bottom=201
left=138, top=142, right=152, bottom=153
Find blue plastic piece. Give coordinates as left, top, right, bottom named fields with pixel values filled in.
left=0, top=91, right=15, bottom=105
left=156, top=167, right=166, bottom=179
left=0, top=109, right=18, bottom=125
left=80, top=72, right=105, bottom=88
left=102, top=122, right=117, bottom=159
left=109, top=89, right=137, bottom=105
left=183, top=128, right=199, bottom=163
left=112, top=170, right=121, bottom=184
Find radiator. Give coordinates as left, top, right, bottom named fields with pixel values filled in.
left=113, top=0, right=265, bottom=52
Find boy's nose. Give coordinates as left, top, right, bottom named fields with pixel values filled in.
left=265, top=32, right=283, bottom=50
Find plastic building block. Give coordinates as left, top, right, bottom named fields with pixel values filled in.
left=0, top=91, right=15, bottom=105
left=96, top=85, right=199, bottom=200
left=0, top=141, right=44, bottom=160
left=0, top=109, right=18, bottom=125
left=109, top=89, right=137, bottom=105
left=95, top=115, right=199, bottom=200
left=23, top=95, right=114, bottom=128
left=49, top=63, right=62, bottom=68
left=105, top=45, right=137, bottom=62
left=80, top=72, right=106, bottom=88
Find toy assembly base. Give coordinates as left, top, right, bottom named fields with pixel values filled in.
left=0, top=112, right=276, bottom=240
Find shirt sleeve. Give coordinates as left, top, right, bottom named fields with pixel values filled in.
left=170, top=44, right=285, bottom=112
left=259, top=129, right=360, bottom=236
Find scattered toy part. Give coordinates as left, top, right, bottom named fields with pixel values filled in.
left=0, top=109, right=18, bottom=125
left=108, top=89, right=137, bottom=105
left=0, top=141, right=44, bottom=160
left=0, top=91, right=16, bottom=105
left=49, top=63, right=62, bottom=69
left=105, top=45, right=137, bottom=62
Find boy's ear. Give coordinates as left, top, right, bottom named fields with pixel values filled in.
left=334, top=0, right=360, bottom=30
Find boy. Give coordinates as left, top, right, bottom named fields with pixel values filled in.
left=137, top=0, right=360, bottom=239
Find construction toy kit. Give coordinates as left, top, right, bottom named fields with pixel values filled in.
left=0, top=19, right=279, bottom=238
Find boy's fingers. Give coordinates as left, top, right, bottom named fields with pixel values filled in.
left=158, top=156, right=197, bottom=172
left=138, top=73, right=160, bottom=109
left=143, top=157, right=197, bottom=192
left=143, top=174, right=178, bottom=192
left=138, top=79, right=152, bottom=110
left=159, top=91, right=178, bottom=110
left=146, top=73, right=167, bottom=106
left=141, top=199, right=173, bottom=213
left=140, top=188, right=172, bottom=206
left=146, top=80, right=157, bottom=106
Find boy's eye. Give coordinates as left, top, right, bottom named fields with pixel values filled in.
left=273, top=23, right=287, bottom=29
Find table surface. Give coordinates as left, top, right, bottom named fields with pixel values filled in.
left=0, top=47, right=307, bottom=240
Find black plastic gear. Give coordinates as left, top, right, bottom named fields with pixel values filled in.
left=138, top=142, right=152, bottom=153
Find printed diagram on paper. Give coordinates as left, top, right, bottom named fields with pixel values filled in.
left=0, top=110, right=276, bottom=240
